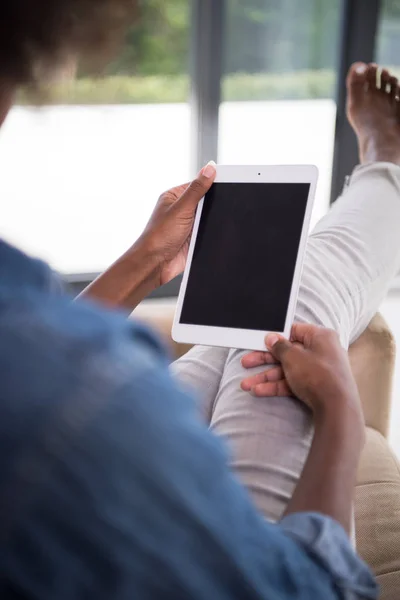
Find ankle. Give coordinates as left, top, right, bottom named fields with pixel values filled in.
left=360, top=135, right=400, bottom=165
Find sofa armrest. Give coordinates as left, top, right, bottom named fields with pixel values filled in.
left=349, top=314, right=396, bottom=439
left=356, top=427, right=400, bottom=599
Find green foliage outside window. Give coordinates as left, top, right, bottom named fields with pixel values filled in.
left=19, top=0, right=400, bottom=105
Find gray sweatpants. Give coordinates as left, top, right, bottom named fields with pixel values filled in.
left=171, top=163, right=400, bottom=522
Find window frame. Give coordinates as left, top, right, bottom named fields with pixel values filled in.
left=66, top=0, right=385, bottom=298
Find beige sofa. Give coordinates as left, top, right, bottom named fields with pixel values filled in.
left=134, top=304, right=400, bottom=599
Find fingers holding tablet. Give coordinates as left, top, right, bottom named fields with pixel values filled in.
left=241, top=350, right=277, bottom=369
left=171, top=160, right=217, bottom=216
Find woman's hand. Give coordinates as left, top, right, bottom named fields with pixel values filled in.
left=80, top=162, right=216, bottom=311
left=242, top=324, right=362, bottom=422
left=140, top=161, right=216, bottom=286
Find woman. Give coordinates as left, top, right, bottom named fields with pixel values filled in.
left=0, top=2, right=395, bottom=598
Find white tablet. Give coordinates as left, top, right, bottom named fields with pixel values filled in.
left=172, top=165, right=318, bottom=351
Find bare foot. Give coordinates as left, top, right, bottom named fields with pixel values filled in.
left=346, top=62, right=400, bottom=165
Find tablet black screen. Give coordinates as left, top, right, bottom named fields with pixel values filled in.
left=180, top=182, right=310, bottom=332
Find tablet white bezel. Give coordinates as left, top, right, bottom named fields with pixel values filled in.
left=172, top=164, right=318, bottom=351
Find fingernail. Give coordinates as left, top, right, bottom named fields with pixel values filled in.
left=266, top=334, right=279, bottom=348
left=355, top=64, right=367, bottom=75
left=202, top=160, right=217, bottom=178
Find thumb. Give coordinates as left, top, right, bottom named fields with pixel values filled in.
left=265, top=334, right=293, bottom=362
left=173, top=161, right=217, bottom=214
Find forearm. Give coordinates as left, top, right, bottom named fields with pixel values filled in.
left=79, top=241, right=160, bottom=312
left=283, top=404, right=364, bottom=535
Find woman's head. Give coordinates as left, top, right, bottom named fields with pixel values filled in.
left=0, top=0, right=137, bottom=87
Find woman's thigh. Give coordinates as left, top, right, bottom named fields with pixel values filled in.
left=170, top=345, right=229, bottom=423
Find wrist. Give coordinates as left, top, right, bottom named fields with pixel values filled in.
left=314, top=396, right=365, bottom=446
left=80, top=237, right=162, bottom=312
left=126, top=236, right=162, bottom=286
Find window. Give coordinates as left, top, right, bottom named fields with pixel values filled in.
left=376, top=0, right=400, bottom=456
left=0, top=1, right=191, bottom=274
left=376, top=0, right=400, bottom=67
left=219, top=0, right=342, bottom=228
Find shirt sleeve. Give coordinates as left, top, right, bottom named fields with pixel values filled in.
left=281, top=513, right=379, bottom=599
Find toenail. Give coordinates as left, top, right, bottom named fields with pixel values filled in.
left=355, top=64, right=367, bottom=74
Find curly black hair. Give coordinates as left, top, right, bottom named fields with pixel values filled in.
left=0, top=0, right=138, bottom=86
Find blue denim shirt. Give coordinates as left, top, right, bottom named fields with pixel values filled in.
left=0, top=240, right=378, bottom=599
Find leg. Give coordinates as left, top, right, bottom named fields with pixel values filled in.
left=210, top=63, right=400, bottom=522
left=170, top=346, right=229, bottom=423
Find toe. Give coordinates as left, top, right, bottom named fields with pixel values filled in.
left=347, top=62, right=368, bottom=88
left=347, top=62, right=368, bottom=106
left=367, top=63, right=379, bottom=90
left=381, top=68, right=390, bottom=92
left=389, top=75, right=399, bottom=101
